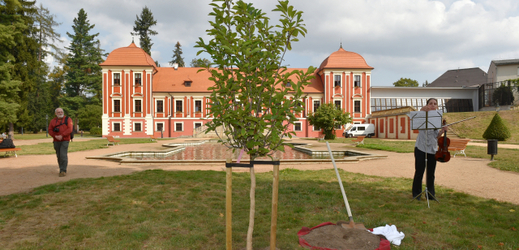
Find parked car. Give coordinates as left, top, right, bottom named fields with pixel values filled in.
left=343, top=124, right=375, bottom=138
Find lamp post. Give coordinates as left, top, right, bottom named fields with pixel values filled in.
left=46, top=114, right=48, bottom=137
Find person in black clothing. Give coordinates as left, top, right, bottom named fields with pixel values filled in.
left=412, top=98, right=448, bottom=201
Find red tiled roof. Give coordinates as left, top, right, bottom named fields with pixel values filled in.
left=152, top=67, right=323, bottom=94
left=100, top=42, right=157, bottom=68
left=318, top=47, right=373, bottom=72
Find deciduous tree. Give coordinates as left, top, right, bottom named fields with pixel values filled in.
left=393, top=77, right=419, bottom=87
left=189, top=58, right=212, bottom=68
left=195, top=0, right=314, bottom=248
left=307, top=103, right=351, bottom=139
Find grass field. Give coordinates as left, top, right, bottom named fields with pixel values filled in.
left=0, top=169, right=517, bottom=249
left=1, top=110, right=518, bottom=249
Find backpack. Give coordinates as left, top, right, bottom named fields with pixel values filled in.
left=66, top=116, right=75, bottom=141
left=58, top=116, right=74, bottom=141
left=0, top=138, right=15, bottom=148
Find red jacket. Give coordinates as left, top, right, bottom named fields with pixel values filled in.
left=49, top=116, right=73, bottom=142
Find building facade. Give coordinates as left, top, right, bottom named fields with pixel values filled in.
left=100, top=43, right=374, bottom=138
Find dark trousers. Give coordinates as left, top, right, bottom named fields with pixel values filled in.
left=413, top=147, right=436, bottom=198
left=54, top=141, right=69, bottom=173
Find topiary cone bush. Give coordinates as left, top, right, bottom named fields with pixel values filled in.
left=482, top=113, right=511, bottom=141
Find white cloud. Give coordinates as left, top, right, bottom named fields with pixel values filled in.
left=38, top=0, right=519, bottom=85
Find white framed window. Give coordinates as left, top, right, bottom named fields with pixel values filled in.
left=112, top=99, right=121, bottom=113
left=354, top=100, right=361, bottom=113
left=334, top=75, right=341, bottom=87
left=134, top=99, right=142, bottom=113
left=194, top=122, right=202, bottom=129
left=175, top=122, right=183, bottom=132
left=156, top=99, right=164, bottom=113
left=294, top=122, right=302, bottom=131
left=354, top=75, right=361, bottom=88
left=134, top=72, right=142, bottom=85
left=194, top=100, right=202, bottom=112
left=156, top=122, right=164, bottom=132
left=112, top=122, right=121, bottom=132
left=175, top=100, right=183, bottom=112
left=334, top=100, right=341, bottom=110
left=313, top=125, right=320, bottom=131
left=113, top=72, right=121, bottom=85
left=313, top=100, right=320, bottom=112
left=134, top=122, right=142, bottom=132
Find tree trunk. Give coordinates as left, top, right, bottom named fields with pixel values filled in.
left=8, top=123, right=14, bottom=139
left=246, top=162, right=256, bottom=250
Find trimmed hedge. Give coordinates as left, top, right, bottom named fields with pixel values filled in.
left=482, top=113, right=511, bottom=141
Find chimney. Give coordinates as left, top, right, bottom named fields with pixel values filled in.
left=173, top=63, right=178, bottom=70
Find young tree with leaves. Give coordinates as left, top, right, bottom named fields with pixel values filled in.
left=195, top=0, right=314, bottom=248
left=169, top=41, right=185, bottom=67
left=131, top=6, right=157, bottom=56
left=64, top=8, right=104, bottom=131
left=307, top=103, right=352, bottom=140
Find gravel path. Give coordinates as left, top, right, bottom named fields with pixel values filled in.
left=1, top=138, right=518, bottom=205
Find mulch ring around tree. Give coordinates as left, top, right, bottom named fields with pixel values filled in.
left=298, top=222, right=391, bottom=250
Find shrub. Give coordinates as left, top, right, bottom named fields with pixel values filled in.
left=89, top=127, right=102, bottom=136
left=482, top=113, right=511, bottom=141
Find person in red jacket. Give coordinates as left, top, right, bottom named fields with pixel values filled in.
left=48, top=108, right=73, bottom=177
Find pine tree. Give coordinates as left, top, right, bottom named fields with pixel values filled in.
left=169, top=41, right=185, bottom=67
left=34, top=3, right=64, bottom=62
left=9, top=0, right=40, bottom=135
left=0, top=0, right=24, bottom=132
left=131, top=6, right=157, bottom=56
left=64, top=8, right=104, bottom=130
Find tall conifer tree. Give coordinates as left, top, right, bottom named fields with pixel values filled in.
left=169, top=41, right=185, bottom=67
left=0, top=0, right=24, bottom=134
left=132, top=6, right=158, bottom=56
left=7, top=0, right=39, bottom=135
left=64, top=8, right=104, bottom=130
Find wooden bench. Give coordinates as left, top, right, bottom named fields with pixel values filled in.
left=150, top=135, right=157, bottom=141
left=352, top=136, right=366, bottom=145
left=0, top=147, right=22, bottom=157
left=106, top=136, right=120, bottom=146
left=447, top=139, right=471, bottom=157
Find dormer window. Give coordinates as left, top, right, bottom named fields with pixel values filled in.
left=184, top=81, right=192, bottom=87
left=286, top=81, right=292, bottom=87
left=135, top=73, right=142, bottom=85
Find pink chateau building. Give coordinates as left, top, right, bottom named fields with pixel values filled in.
left=100, top=43, right=374, bottom=138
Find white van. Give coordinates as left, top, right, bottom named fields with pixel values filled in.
left=343, top=124, right=375, bottom=138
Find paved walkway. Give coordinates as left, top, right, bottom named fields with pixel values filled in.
left=1, top=137, right=518, bottom=205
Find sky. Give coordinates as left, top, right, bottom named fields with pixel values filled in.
left=37, top=0, right=519, bottom=86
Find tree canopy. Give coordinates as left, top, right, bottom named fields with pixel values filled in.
left=189, top=58, right=212, bottom=68
left=307, top=103, right=351, bottom=139
left=131, top=6, right=157, bottom=56
left=393, top=77, right=419, bottom=87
